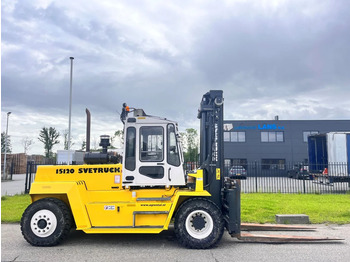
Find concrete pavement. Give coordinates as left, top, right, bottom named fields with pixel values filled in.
left=1, top=175, right=349, bottom=261
left=1, top=174, right=27, bottom=196
left=1, top=223, right=349, bottom=262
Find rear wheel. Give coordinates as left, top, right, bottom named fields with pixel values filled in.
left=174, top=198, right=224, bottom=249
left=21, top=198, right=73, bottom=246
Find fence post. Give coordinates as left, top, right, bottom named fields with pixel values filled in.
left=302, top=171, right=306, bottom=194
left=29, top=162, right=33, bottom=193
left=255, top=161, right=258, bottom=193
left=25, top=161, right=29, bottom=194
left=10, top=162, right=14, bottom=180
left=25, top=161, right=34, bottom=194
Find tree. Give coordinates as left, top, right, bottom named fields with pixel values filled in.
left=113, top=129, right=124, bottom=148
left=92, top=136, right=99, bottom=151
left=182, top=128, right=199, bottom=163
left=21, top=137, right=34, bottom=154
left=1, top=132, right=12, bottom=154
left=62, top=129, right=74, bottom=150
left=81, top=140, right=86, bottom=151
left=38, top=127, right=60, bottom=158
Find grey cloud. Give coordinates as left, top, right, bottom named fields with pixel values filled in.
left=192, top=1, right=350, bottom=99
left=2, top=0, right=350, bottom=154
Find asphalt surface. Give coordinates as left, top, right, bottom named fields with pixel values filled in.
left=1, top=174, right=27, bottom=196
left=1, top=223, right=349, bottom=262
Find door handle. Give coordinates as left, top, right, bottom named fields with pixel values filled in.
left=168, top=167, right=172, bottom=181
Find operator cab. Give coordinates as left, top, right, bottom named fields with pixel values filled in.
left=122, top=108, right=186, bottom=187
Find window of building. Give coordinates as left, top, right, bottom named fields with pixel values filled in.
left=303, top=131, right=319, bottom=142
left=261, top=159, right=286, bottom=170
left=261, top=131, right=284, bottom=142
left=225, top=158, right=247, bottom=168
left=224, top=131, right=246, bottom=142
left=224, top=159, right=232, bottom=167
left=224, top=132, right=230, bottom=142
left=232, top=158, right=248, bottom=169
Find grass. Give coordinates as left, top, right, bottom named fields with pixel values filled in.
left=1, top=194, right=31, bottom=223
left=241, top=193, right=350, bottom=224
left=1, top=193, right=350, bottom=224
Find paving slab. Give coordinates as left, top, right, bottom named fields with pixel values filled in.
left=276, top=214, right=310, bottom=224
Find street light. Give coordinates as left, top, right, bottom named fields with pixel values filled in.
left=68, top=57, right=74, bottom=151
left=3, top=112, right=11, bottom=180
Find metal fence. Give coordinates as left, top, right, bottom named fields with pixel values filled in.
left=1, top=161, right=15, bottom=180
left=188, top=161, right=350, bottom=194
left=243, top=162, right=350, bottom=194
left=25, top=159, right=55, bottom=193
left=25, top=161, right=350, bottom=194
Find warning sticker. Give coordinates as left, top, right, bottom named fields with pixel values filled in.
left=104, top=205, right=115, bottom=211
left=216, top=168, right=220, bottom=180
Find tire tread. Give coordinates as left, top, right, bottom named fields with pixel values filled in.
left=174, top=198, right=224, bottom=249
left=20, top=198, right=73, bottom=246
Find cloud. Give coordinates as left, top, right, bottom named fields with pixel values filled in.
left=2, top=0, right=350, bottom=155
left=193, top=1, right=350, bottom=91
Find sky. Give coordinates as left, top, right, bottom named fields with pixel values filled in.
left=1, top=0, right=350, bottom=155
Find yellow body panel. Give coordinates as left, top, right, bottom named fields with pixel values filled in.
left=30, top=164, right=210, bottom=234
left=187, top=169, right=204, bottom=191
left=33, top=164, right=123, bottom=190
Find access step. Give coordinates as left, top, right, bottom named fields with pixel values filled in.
left=133, top=211, right=169, bottom=227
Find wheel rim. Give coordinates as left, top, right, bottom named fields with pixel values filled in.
left=30, top=209, right=57, bottom=237
left=185, top=210, right=214, bottom=239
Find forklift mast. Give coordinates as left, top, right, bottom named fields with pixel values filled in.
left=197, top=90, right=224, bottom=208
left=198, top=90, right=241, bottom=236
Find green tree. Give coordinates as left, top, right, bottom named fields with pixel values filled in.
left=182, top=128, right=199, bottom=163
left=38, top=127, right=60, bottom=158
left=1, top=132, right=12, bottom=154
left=81, top=140, right=86, bottom=151
left=62, top=129, right=74, bottom=150
left=113, top=129, right=124, bottom=148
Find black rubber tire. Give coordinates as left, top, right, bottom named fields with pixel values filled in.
left=174, top=198, right=224, bottom=249
left=20, top=198, right=73, bottom=246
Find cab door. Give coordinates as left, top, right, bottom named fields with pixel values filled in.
left=136, top=124, right=168, bottom=186
left=122, top=123, right=185, bottom=186
left=165, top=123, right=185, bottom=185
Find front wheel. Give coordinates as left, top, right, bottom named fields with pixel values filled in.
left=174, top=198, right=224, bottom=249
left=21, top=198, right=73, bottom=246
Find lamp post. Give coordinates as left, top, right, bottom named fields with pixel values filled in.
left=68, top=57, right=74, bottom=151
left=3, top=112, right=11, bottom=180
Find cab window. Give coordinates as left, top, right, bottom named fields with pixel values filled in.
left=140, top=126, right=163, bottom=162
left=167, top=124, right=180, bottom=166
left=125, top=127, right=136, bottom=171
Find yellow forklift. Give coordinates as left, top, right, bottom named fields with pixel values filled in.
left=21, top=90, right=340, bottom=248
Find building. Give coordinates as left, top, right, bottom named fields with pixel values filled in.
left=223, top=119, right=350, bottom=171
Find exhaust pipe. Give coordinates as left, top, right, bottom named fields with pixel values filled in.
left=83, top=108, right=120, bottom=164
left=86, top=108, right=91, bottom=152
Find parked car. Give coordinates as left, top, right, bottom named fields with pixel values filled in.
left=287, top=164, right=309, bottom=179
left=229, top=166, right=247, bottom=177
